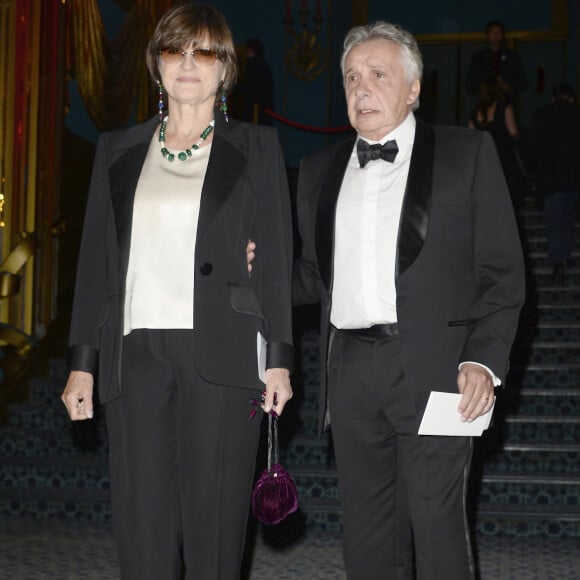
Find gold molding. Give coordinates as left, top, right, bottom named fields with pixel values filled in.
left=416, top=0, right=567, bottom=44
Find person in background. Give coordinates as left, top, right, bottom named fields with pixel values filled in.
left=466, top=20, right=528, bottom=104
left=238, top=37, right=274, bottom=125
left=61, top=3, right=294, bottom=579
left=528, top=83, right=580, bottom=284
left=469, top=76, right=528, bottom=206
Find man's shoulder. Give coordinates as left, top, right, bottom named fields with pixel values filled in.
left=431, top=123, right=487, bottom=148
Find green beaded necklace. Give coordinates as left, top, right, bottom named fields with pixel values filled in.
left=158, top=116, right=214, bottom=162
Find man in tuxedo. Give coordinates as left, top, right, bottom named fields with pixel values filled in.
left=291, top=21, right=525, bottom=579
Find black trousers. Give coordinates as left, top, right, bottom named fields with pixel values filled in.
left=328, top=330, right=474, bottom=580
left=104, top=329, right=262, bottom=580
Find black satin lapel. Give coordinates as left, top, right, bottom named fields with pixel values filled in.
left=110, top=142, right=150, bottom=272
left=315, top=138, right=355, bottom=290
left=396, top=120, right=434, bottom=278
left=196, top=134, right=246, bottom=242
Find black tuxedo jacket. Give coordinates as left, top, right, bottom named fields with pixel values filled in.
left=294, top=119, right=525, bottom=431
left=68, top=113, right=294, bottom=405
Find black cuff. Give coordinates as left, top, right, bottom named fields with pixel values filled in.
left=266, top=341, right=294, bottom=374
left=67, top=344, right=98, bottom=375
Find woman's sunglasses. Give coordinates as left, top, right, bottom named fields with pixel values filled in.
left=158, top=47, right=221, bottom=66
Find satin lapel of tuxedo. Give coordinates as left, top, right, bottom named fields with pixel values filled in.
left=195, top=129, right=246, bottom=243
left=315, top=137, right=355, bottom=291
left=109, top=120, right=157, bottom=277
left=395, top=120, right=434, bottom=278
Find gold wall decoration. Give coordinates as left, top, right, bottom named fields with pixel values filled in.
left=67, top=0, right=172, bottom=130
left=0, top=0, right=66, bottom=348
left=285, top=0, right=326, bottom=81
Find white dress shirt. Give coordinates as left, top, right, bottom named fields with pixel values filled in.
left=330, top=113, right=500, bottom=385
left=331, top=113, right=415, bottom=328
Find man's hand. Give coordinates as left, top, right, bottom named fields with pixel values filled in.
left=262, top=367, right=292, bottom=415
left=456, top=363, right=494, bottom=422
left=246, top=239, right=256, bottom=274
left=61, top=370, right=94, bottom=420
left=496, top=76, right=511, bottom=92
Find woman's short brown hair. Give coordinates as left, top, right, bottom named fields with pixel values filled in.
left=146, top=2, right=237, bottom=93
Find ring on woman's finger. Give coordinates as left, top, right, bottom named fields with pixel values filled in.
left=481, top=396, right=489, bottom=402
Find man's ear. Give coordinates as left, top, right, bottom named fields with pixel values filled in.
left=407, top=79, right=421, bottom=106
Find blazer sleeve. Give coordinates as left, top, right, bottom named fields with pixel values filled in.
left=460, top=131, right=525, bottom=382
left=293, top=155, right=325, bottom=306
left=67, top=134, right=112, bottom=375
left=250, top=129, right=294, bottom=372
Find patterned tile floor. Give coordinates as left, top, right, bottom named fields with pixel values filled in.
left=1, top=517, right=579, bottom=579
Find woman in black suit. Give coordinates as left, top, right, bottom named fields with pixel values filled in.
left=61, top=3, right=294, bottom=578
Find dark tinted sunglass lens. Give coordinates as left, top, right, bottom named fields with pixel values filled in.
left=159, top=48, right=182, bottom=63
left=194, top=49, right=217, bottom=65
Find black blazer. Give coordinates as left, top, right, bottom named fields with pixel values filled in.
left=294, top=119, right=525, bottom=431
left=68, top=113, right=294, bottom=405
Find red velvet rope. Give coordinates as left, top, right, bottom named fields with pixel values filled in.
left=263, top=108, right=353, bottom=134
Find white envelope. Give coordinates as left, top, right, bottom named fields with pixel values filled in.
left=257, top=331, right=267, bottom=384
left=418, top=391, right=495, bottom=436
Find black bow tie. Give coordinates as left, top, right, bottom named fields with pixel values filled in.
left=356, top=139, right=399, bottom=168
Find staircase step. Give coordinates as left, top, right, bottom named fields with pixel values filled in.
left=0, top=425, right=108, bottom=458
left=0, top=485, right=111, bottom=521
left=503, top=415, right=580, bottom=444
left=526, top=237, right=580, bottom=252
left=523, top=221, right=580, bottom=233
left=476, top=504, right=580, bottom=538
left=518, top=210, right=547, bottom=227
left=532, top=267, right=580, bottom=286
left=514, top=341, right=580, bottom=365
left=505, top=389, right=580, bottom=416
left=280, top=435, right=333, bottom=467
left=297, top=498, right=342, bottom=532
left=0, top=456, right=110, bottom=491
left=513, top=364, right=580, bottom=389
left=290, top=466, right=340, bottom=503
left=482, top=443, right=580, bottom=475
left=534, top=304, right=580, bottom=322
left=293, top=411, right=320, bottom=437
left=535, top=287, right=580, bottom=305
left=6, top=403, right=107, bottom=431
left=477, top=473, right=580, bottom=509
left=527, top=252, right=580, bottom=269
left=26, top=376, right=67, bottom=406
left=524, top=322, right=580, bottom=342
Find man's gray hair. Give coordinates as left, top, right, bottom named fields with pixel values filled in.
left=341, top=21, right=423, bottom=110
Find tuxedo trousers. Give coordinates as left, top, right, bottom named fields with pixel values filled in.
left=104, top=329, right=262, bottom=580
left=328, top=330, right=475, bottom=580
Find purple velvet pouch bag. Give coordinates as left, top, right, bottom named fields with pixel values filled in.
left=251, top=412, right=298, bottom=525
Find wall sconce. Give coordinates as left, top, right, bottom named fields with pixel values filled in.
left=284, top=0, right=326, bottom=80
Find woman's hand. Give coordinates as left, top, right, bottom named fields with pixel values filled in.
left=61, top=370, right=94, bottom=420
left=262, top=367, right=292, bottom=416
left=246, top=239, right=256, bottom=274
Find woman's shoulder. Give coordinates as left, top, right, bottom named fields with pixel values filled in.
left=98, top=117, right=158, bottom=149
